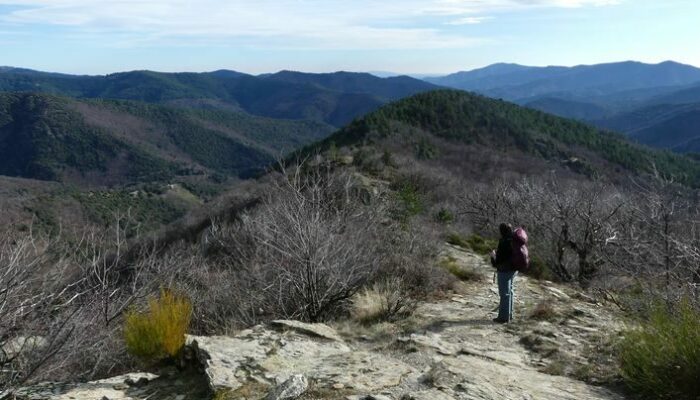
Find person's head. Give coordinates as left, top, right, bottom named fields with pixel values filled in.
left=499, top=223, right=513, bottom=238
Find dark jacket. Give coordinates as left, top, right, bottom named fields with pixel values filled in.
left=492, top=236, right=514, bottom=272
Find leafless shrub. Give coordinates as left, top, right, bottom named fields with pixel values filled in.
left=462, top=174, right=700, bottom=310
left=193, top=166, right=389, bottom=323
left=463, top=177, right=623, bottom=287
left=376, top=222, right=453, bottom=297
left=0, top=230, right=81, bottom=388
left=603, top=179, right=700, bottom=310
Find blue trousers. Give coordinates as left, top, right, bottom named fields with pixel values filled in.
left=497, top=271, right=517, bottom=321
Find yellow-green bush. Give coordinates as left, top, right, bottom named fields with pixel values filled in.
left=124, top=289, right=192, bottom=361
left=620, top=300, right=700, bottom=399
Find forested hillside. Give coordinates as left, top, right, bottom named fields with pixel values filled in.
left=0, top=68, right=439, bottom=126
left=0, top=92, right=334, bottom=185
left=312, top=90, right=700, bottom=186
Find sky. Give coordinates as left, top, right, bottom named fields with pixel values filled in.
left=0, top=0, right=698, bottom=75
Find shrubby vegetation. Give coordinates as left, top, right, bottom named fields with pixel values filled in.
left=0, top=160, right=453, bottom=391
left=74, top=190, right=186, bottom=236
left=620, top=300, right=700, bottom=399
left=462, top=176, right=700, bottom=398
left=5, top=86, right=700, bottom=398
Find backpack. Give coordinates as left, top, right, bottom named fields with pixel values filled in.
left=511, top=227, right=530, bottom=272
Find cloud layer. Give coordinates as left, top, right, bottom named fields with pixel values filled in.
left=0, top=0, right=621, bottom=49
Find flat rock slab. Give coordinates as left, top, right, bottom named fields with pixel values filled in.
left=271, top=320, right=345, bottom=342
left=430, top=354, right=623, bottom=400
left=188, top=323, right=414, bottom=393
left=187, top=329, right=273, bottom=391
left=12, top=373, right=160, bottom=400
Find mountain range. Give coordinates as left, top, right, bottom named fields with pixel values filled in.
left=3, top=61, right=700, bottom=233
left=0, top=68, right=439, bottom=127
left=426, top=61, right=700, bottom=154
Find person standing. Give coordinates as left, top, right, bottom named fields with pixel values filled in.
left=491, top=223, right=516, bottom=323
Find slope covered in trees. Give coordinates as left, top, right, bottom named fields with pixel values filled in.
left=0, top=92, right=334, bottom=185
left=0, top=68, right=439, bottom=126
left=313, top=90, right=700, bottom=186
left=595, top=103, right=700, bottom=152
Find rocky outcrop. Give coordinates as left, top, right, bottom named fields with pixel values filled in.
left=12, top=245, right=627, bottom=399
left=265, top=375, right=308, bottom=400
left=187, top=323, right=413, bottom=394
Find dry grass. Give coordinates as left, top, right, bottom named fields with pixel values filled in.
left=350, top=281, right=416, bottom=325
left=124, top=289, right=192, bottom=361
left=529, top=299, right=560, bottom=321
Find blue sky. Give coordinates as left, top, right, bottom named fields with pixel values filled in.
left=0, top=0, right=698, bottom=75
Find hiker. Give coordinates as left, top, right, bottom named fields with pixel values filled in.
left=490, top=223, right=518, bottom=323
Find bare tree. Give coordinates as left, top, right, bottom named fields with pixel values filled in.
left=0, top=230, right=81, bottom=389
left=213, top=165, right=388, bottom=322
left=604, top=178, right=700, bottom=308
left=462, top=177, right=623, bottom=287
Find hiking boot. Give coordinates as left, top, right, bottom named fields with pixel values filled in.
left=492, top=318, right=508, bottom=324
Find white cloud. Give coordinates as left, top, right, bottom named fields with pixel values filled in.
left=445, top=16, right=492, bottom=25
left=0, top=0, right=621, bottom=49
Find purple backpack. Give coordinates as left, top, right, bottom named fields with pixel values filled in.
left=511, top=227, right=530, bottom=271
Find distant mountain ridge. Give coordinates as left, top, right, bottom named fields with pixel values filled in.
left=427, top=61, right=700, bottom=154
left=427, top=61, right=700, bottom=102
left=596, top=103, right=700, bottom=152
left=0, top=68, right=440, bottom=127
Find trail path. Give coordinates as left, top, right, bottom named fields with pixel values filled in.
left=13, top=245, right=627, bottom=400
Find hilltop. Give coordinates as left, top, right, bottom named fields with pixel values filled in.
left=306, top=90, right=700, bottom=187
left=3, top=87, right=699, bottom=400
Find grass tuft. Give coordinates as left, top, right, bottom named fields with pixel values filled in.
left=529, top=300, right=559, bottom=321
left=446, top=233, right=497, bottom=256
left=351, top=281, right=415, bottom=324
left=124, top=289, right=192, bottom=362
left=620, top=300, right=700, bottom=399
